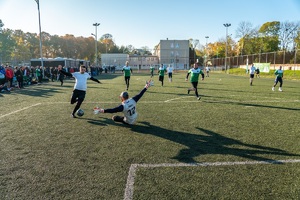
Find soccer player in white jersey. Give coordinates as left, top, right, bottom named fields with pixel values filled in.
left=98, top=81, right=152, bottom=125
left=166, top=64, right=174, bottom=82
left=59, top=65, right=101, bottom=118
left=249, top=64, right=256, bottom=86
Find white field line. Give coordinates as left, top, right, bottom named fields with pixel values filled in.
left=45, top=99, right=300, bottom=105
left=164, top=96, right=194, bottom=102
left=124, top=159, right=300, bottom=200
left=0, top=103, right=41, bottom=119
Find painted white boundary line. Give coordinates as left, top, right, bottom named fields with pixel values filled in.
left=0, top=103, right=41, bottom=119
left=164, top=96, right=193, bottom=102
left=124, top=159, right=300, bottom=200
left=46, top=99, right=300, bottom=104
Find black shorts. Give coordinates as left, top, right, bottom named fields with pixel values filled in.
left=71, top=89, right=86, bottom=102
left=159, top=75, right=164, bottom=82
left=274, top=77, right=283, bottom=84
left=250, top=74, right=254, bottom=78
left=191, top=82, right=198, bottom=89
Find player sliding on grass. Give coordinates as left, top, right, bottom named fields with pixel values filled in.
left=59, top=65, right=101, bottom=118
left=186, top=63, right=204, bottom=100
left=94, top=80, right=153, bottom=125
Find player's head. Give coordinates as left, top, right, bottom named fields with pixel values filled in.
left=120, top=91, right=129, bottom=101
left=80, top=65, right=86, bottom=73
left=194, top=63, right=198, bottom=68
left=125, top=61, right=129, bottom=66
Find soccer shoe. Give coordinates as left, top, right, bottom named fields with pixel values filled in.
left=272, top=87, right=275, bottom=91
left=197, top=96, right=201, bottom=100
left=71, top=113, right=77, bottom=118
left=187, top=89, right=190, bottom=94
left=279, top=87, right=282, bottom=92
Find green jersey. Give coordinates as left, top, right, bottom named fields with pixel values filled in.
left=122, top=66, right=131, bottom=77
left=158, top=67, right=166, bottom=76
left=150, top=66, right=155, bottom=72
left=187, top=68, right=204, bottom=82
left=274, top=69, right=283, bottom=78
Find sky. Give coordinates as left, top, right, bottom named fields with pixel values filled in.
left=1, top=0, right=300, bottom=50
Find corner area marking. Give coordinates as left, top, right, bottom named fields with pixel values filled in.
left=123, top=159, right=300, bottom=200
left=0, top=103, right=41, bottom=119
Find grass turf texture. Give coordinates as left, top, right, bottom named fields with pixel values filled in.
left=1, top=72, right=300, bottom=199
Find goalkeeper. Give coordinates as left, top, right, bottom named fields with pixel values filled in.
left=96, top=80, right=152, bottom=125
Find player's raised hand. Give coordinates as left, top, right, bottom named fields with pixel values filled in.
left=145, top=79, right=153, bottom=89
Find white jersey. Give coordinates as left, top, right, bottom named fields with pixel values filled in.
left=72, top=72, right=91, bottom=91
left=250, top=66, right=256, bottom=75
left=122, top=98, right=137, bottom=124
left=167, top=66, right=174, bottom=73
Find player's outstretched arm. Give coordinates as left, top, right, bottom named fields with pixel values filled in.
left=90, top=77, right=101, bottom=83
left=132, top=79, right=152, bottom=103
left=59, top=70, right=72, bottom=77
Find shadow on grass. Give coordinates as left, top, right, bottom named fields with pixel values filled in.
left=9, top=85, right=65, bottom=98
left=205, top=100, right=300, bottom=111
left=87, top=118, right=300, bottom=163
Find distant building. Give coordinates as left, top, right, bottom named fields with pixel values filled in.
left=101, top=53, right=128, bottom=69
left=30, top=57, right=89, bottom=69
left=128, top=55, right=160, bottom=70
left=101, top=40, right=191, bottom=71
left=101, top=53, right=160, bottom=71
left=154, top=39, right=190, bottom=70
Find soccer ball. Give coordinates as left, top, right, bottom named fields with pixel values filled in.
left=76, top=109, right=84, bottom=117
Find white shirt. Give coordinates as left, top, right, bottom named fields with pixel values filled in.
left=122, top=98, right=137, bottom=124
left=250, top=66, right=256, bottom=74
left=167, top=66, right=174, bottom=73
left=72, top=72, right=91, bottom=91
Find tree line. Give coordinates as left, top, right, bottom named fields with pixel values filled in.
left=194, top=21, right=300, bottom=64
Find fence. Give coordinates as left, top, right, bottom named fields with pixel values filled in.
left=210, top=49, right=300, bottom=69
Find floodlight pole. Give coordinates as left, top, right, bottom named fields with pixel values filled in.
left=35, top=0, right=44, bottom=78
left=223, top=23, right=231, bottom=73
left=205, top=36, right=209, bottom=67
left=93, top=23, right=100, bottom=66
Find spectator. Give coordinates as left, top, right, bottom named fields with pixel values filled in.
left=15, top=66, right=24, bottom=89
left=5, top=65, right=14, bottom=91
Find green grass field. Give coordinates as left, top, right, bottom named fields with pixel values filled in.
left=1, top=72, right=300, bottom=199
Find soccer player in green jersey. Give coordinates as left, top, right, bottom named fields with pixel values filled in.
left=158, top=64, right=166, bottom=86
left=122, top=61, right=133, bottom=90
left=272, top=66, right=284, bottom=92
left=150, top=66, right=155, bottom=78
left=186, top=63, right=204, bottom=100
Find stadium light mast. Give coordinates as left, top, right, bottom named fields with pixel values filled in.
left=223, top=23, right=231, bottom=73
left=205, top=36, right=209, bottom=67
left=93, top=23, right=100, bottom=66
left=34, top=0, right=44, bottom=78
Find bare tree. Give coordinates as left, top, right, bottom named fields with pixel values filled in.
left=279, top=21, right=300, bottom=50
left=235, top=21, right=254, bottom=39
